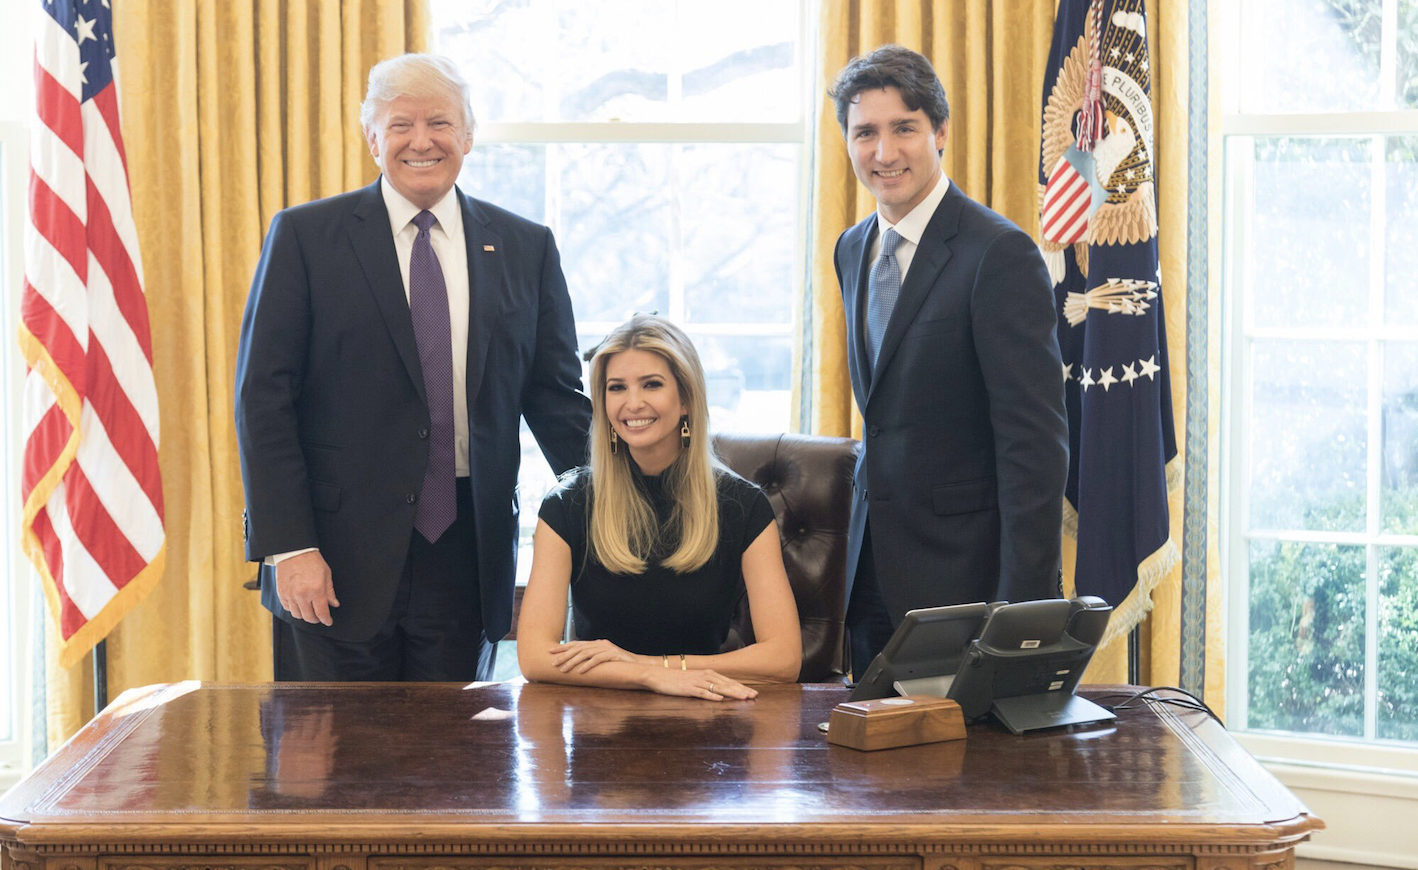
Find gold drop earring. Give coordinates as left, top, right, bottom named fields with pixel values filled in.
left=680, top=416, right=691, bottom=449
left=610, top=426, right=618, bottom=454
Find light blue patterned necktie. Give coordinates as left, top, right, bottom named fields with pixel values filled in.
left=866, top=227, right=902, bottom=370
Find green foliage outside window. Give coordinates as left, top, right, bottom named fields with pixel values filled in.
left=1247, top=493, right=1418, bottom=743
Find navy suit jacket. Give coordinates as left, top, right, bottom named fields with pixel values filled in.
left=235, top=179, right=591, bottom=643
left=834, top=181, right=1068, bottom=621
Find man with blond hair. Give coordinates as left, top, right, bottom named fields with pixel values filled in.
left=236, top=54, right=591, bottom=681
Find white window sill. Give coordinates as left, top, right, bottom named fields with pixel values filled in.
left=1235, top=731, right=1418, bottom=868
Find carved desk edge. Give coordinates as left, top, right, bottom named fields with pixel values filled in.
left=0, top=681, right=1324, bottom=868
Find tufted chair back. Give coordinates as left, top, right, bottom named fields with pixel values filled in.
left=713, top=432, right=860, bottom=682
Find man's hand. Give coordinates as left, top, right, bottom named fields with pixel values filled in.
left=276, top=551, right=339, bottom=625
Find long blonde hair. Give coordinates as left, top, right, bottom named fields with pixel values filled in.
left=587, top=315, right=718, bottom=575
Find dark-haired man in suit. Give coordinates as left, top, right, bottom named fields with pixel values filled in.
left=829, top=45, right=1068, bottom=680
left=236, top=53, right=591, bottom=682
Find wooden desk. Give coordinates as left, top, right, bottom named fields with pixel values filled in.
left=0, top=683, right=1321, bottom=870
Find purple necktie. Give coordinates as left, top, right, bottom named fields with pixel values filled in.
left=409, top=210, right=456, bottom=543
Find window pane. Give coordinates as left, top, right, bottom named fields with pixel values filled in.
left=1378, top=546, right=1418, bottom=742
left=682, top=144, right=798, bottom=325
left=558, top=144, right=674, bottom=320
left=1250, top=340, right=1367, bottom=531
left=433, top=0, right=800, bottom=123
left=1398, top=3, right=1418, bottom=109
left=1385, top=136, right=1418, bottom=324
left=690, top=333, right=792, bottom=434
left=459, top=144, right=548, bottom=224
left=1248, top=539, right=1366, bottom=737
left=670, top=2, right=800, bottom=122
left=1246, top=137, right=1370, bottom=329
left=515, top=423, right=562, bottom=584
left=1383, top=342, right=1418, bottom=534
left=1243, top=0, right=1384, bottom=113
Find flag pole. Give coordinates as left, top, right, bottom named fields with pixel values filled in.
left=93, top=640, right=108, bottom=711
left=1127, top=627, right=1140, bottom=685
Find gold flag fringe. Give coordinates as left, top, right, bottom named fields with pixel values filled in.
left=1064, top=455, right=1182, bottom=643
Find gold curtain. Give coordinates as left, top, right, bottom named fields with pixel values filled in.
left=802, top=0, right=1223, bottom=707
left=45, top=0, right=429, bottom=746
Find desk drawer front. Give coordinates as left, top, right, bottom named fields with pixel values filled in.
left=101, top=859, right=314, bottom=870
left=981, top=860, right=1192, bottom=870
left=373, top=860, right=920, bottom=870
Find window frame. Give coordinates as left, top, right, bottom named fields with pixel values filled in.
left=0, top=119, right=34, bottom=790
left=1217, top=1, right=1418, bottom=863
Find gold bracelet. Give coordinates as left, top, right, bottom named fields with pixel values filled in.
left=661, top=654, right=669, bottom=668
left=679, top=654, right=687, bottom=670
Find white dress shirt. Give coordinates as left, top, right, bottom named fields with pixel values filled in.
left=269, top=180, right=472, bottom=566
left=868, top=170, right=951, bottom=283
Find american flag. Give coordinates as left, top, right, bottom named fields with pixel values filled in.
left=22, top=0, right=165, bottom=669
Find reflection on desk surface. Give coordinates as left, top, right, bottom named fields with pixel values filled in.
left=5, top=681, right=1305, bottom=826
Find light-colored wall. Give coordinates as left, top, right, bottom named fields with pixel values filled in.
left=0, top=2, right=30, bottom=124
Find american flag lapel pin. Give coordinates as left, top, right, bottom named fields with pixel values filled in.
left=483, top=244, right=496, bottom=252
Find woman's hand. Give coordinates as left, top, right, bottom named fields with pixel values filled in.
left=642, top=667, right=757, bottom=701
left=549, top=639, right=647, bottom=674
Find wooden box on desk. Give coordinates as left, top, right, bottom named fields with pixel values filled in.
left=826, top=695, right=966, bottom=751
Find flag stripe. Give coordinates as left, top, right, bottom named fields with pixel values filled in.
left=89, top=80, right=130, bottom=178
left=29, top=173, right=87, bottom=282
left=21, top=279, right=87, bottom=392
left=29, top=125, right=87, bottom=232
left=75, top=396, right=164, bottom=552
left=29, top=507, right=84, bottom=636
left=33, top=58, right=83, bottom=165
left=43, top=482, right=120, bottom=620
left=86, top=178, right=153, bottom=361
left=85, top=341, right=164, bottom=516
left=83, top=98, right=144, bottom=283
left=1043, top=175, right=1087, bottom=218
left=63, top=458, right=150, bottom=589
left=21, top=399, right=72, bottom=503
left=87, top=260, right=160, bottom=440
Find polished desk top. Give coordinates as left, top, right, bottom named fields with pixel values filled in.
left=0, top=682, right=1319, bottom=847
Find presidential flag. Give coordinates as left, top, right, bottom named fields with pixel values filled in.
left=1039, top=0, right=1179, bottom=643
left=23, top=0, right=165, bottom=669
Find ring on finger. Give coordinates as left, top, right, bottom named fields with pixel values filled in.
left=709, top=682, right=716, bottom=693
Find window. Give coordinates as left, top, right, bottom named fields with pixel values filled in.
left=1222, top=1, right=1418, bottom=757
left=431, top=0, right=814, bottom=585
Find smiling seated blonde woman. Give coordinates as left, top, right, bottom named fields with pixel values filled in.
left=517, top=315, right=801, bottom=700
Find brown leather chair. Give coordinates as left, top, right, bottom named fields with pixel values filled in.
left=714, top=431, right=860, bottom=682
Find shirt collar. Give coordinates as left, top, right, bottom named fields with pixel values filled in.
left=380, top=177, right=463, bottom=239
left=876, top=170, right=950, bottom=246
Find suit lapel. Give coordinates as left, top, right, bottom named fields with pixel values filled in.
left=461, top=190, right=505, bottom=410
left=865, top=186, right=964, bottom=408
left=349, top=179, right=426, bottom=406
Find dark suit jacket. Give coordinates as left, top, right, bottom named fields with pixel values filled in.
left=834, top=181, right=1068, bottom=622
left=235, top=179, right=591, bottom=644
